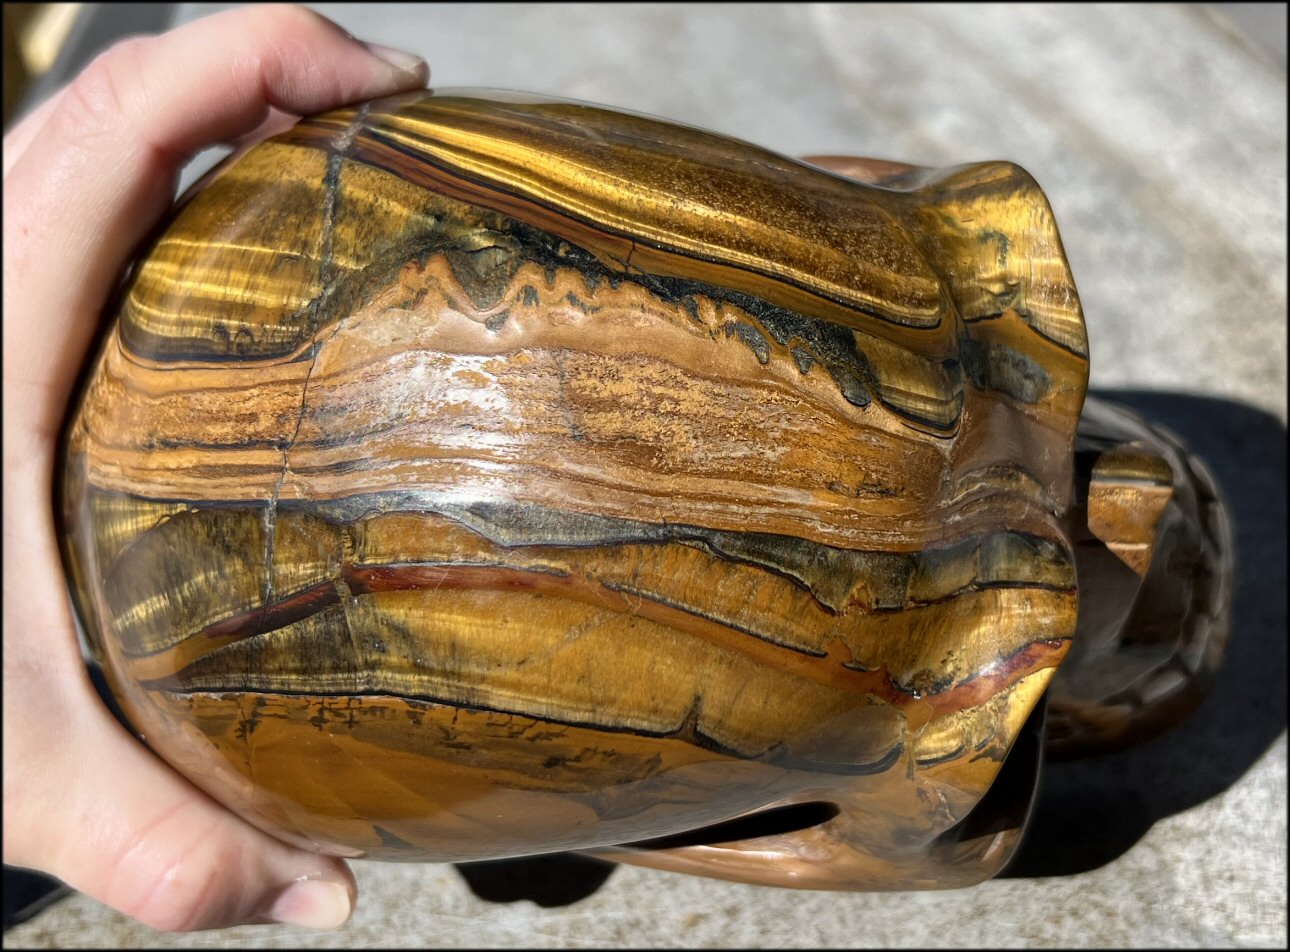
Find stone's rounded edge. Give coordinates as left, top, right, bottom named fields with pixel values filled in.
left=593, top=688, right=1051, bottom=891
left=60, top=88, right=1094, bottom=890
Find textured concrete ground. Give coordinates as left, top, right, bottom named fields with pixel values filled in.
left=7, top=3, right=1286, bottom=948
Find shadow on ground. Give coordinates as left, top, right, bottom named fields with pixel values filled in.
left=454, top=854, right=617, bottom=907
left=1004, top=390, right=1287, bottom=878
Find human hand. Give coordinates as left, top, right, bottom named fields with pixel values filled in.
left=2, top=5, right=427, bottom=931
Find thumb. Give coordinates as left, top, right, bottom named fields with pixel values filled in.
left=3, top=426, right=358, bottom=931
left=6, top=658, right=356, bottom=932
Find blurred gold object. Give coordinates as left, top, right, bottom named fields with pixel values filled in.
left=3, top=3, right=83, bottom=125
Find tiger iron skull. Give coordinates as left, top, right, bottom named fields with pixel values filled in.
left=59, top=89, right=1232, bottom=890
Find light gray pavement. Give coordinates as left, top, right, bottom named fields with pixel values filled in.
left=7, top=3, right=1286, bottom=948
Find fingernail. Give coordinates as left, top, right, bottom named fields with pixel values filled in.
left=361, top=41, right=428, bottom=77
left=266, top=879, right=352, bottom=930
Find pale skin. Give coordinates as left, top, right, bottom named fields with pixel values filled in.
left=2, top=5, right=428, bottom=931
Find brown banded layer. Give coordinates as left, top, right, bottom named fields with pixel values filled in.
left=60, top=89, right=1118, bottom=889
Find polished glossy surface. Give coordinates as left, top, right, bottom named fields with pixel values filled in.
left=59, top=88, right=1230, bottom=890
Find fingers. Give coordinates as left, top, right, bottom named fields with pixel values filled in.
left=2, top=3, right=428, bottom=459
left=67, top=721, right=356, bottom=931
left=1, top=5, right=420, bottom=931
left=1, top=483, right=357, bottom=932
left=6, top=666, right=357, bottom=931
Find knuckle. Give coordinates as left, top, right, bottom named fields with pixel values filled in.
left=123, top=866, right=209, bottom=933
left=107, top=805, right=241, bottom=932
left=245, top=5, right=340, bottom=88
left=53, top=37, right=149, bottom=142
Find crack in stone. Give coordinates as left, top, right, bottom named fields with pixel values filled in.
left=261, top=105, right=371, bottom=618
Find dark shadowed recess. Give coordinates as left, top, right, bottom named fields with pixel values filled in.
left=1004, top=390, right=1287, bottom=878
left=454, top=854, right=618, bottom=907
left=621, top=801, right=842, bottom=851
left=453, top=802, right=841, bottom=905
left=0, top=869, right=70, bottom=933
